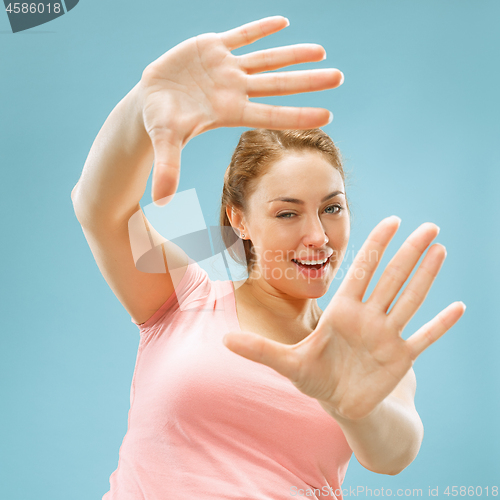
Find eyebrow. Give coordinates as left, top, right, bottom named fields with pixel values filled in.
left=267, top=190, right=345, bottom=204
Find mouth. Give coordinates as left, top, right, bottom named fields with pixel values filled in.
left=291, top=255, right=331, bottom=276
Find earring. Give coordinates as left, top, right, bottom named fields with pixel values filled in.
left=241, top=233, right=246, bottom=239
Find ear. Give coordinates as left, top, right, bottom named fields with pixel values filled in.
left=226, top=205, right=246, bottom=238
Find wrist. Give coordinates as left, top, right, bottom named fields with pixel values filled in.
left=318, top=398, right=386, bottom=428
left=127, top=80, right=149, bottom=134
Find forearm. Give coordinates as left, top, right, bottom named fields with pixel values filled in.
left=72, top=78, right=154, bottom=228
left=322, top=397, right=424, bottom=475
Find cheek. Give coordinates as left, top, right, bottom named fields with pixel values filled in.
left=328, top=220, right=350, bottom=247
left=255, top=223, right=294, bottom=250
left=256, top=248, right=292, bottom=268
left=252, top=233, right=295, bottom=268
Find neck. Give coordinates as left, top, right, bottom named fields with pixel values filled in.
left=240, top=274, right=323, bottom=330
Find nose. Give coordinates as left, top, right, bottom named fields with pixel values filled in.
left=302, top=214, right=329, bottom=247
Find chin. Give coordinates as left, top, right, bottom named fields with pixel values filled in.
left=278, top=273, right=334, bottom=300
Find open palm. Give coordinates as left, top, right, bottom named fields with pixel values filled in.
left=136, top=16, right=343, bottom=204
left=223, top=217, right=466, bottom=421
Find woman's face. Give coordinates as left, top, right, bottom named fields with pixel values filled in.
left=242, top=150, right=350, bottom=299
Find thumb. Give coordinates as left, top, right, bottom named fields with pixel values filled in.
left=222, top=331, right=298, bottom=381
left=149, top=129, right=183, bottom=207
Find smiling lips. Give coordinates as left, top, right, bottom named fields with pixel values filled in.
left=291, top=255, right=331, bottom=275
left=292, top=255, right=330, bottom=266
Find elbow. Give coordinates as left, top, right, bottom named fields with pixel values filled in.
left=362, top=462, right=407, bottom=476
left=384, top=410, right=424, bottom=475
left=71, top=182, right=79, bottom=203
left=384, top=464, right=411, bottom=476
left=362, top=459, right=413, bottom=476
left=384, top=449, right=422, bottom=476
left=362, top=426, right=424, bottom=476
left=71, top=183, right=85, bottom=224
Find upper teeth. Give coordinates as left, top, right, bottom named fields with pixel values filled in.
left=294, top=257, right=329, bottom=265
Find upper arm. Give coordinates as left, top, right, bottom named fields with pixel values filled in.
left=75, top=202, right=189, bottom=326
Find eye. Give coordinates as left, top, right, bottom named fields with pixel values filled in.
left=324, top=204, right=343, bottom=214
left=276, top=212, right=296, bottom=219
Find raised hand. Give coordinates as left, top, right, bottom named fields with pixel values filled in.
left=222, top=217, right=466, bottom=421
left=136, top=16, right=344, bottom=204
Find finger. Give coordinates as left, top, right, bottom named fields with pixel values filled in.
left=219, top=16, right=289, bottom=51
left=388, top=243, right=447, bottom=330
left=367, top=223, right=440, bottom=313
left=238, top=43, right=326, bottom=74
left=406, top=301, right=466, bottom=360
left=336, top=216, right=401, bottom=301
left=240, top=101, right=333, bottom=129
left=149, top=128, right=182, bottom=207
left=222, top=331, right=298, bottom=381
left=247, top=68, right=343, bottom=97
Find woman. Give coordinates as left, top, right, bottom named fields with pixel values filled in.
left=71, top=16, right=466, bottom=499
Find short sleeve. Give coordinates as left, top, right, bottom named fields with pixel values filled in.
left=131, top=257, right=212, bottom=333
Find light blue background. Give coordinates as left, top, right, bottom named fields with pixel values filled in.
left=1, top=1, right=499, bottom=499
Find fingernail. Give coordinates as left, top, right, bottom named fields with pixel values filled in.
left=327, top=111, right=333, bottom=124
left=339, top=71, right=344, bottom=85
left=460, top=301, right=466, bottom=311
left=390, top=215, right=401, bottom=224
left=436, top=225, right=441, bottom=234
left=322, top=52, right=327, bottom=60
left=283, top=17, right=290, bottom=26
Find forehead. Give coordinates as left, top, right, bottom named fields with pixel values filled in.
left=250, top=150, right=344, bottom=201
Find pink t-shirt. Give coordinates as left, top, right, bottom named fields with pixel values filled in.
left=102, top=259, right=352, bottom=500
